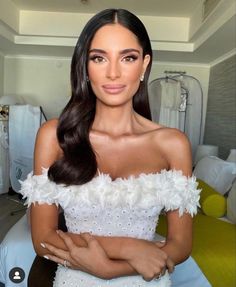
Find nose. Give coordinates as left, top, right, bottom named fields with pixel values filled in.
left=106, top=60, right=121, bottom=80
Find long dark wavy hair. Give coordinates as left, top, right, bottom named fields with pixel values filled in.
left=48, top=8, right=153, bottom=185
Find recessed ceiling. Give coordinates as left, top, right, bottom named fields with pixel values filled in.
left=153, top=15, right=236, bottom=63
left=1, top=0, right=236, bottom=64
left=11, top=0, right=199, bottom=17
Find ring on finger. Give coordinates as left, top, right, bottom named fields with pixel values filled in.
left=63, top=259, right=68, bottom=268
left=155, top=273, right=162, bottom=280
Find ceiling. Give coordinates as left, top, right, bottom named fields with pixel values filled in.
left=11, top=0, right=199, bottom=17
left=153, top=14, right=236, bottom=64
left=1, top=0, right=236, bottom=64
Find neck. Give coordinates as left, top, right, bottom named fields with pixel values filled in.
left=92, top=102, right=138, bottom=136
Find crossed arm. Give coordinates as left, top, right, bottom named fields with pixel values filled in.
left=30, top=202, right=192, bottom=280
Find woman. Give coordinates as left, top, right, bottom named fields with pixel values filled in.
left=21, top=8, right=200, bottom=287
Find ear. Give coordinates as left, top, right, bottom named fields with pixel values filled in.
left=142, top=54, right=151, bottom=76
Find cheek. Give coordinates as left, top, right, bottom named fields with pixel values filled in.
left=87, top=68, right=103, bottom=96
left=128, top=71, right=141, bottom=82
left=127, top=78, right=141, bottom=96
left=125, top=67, right=142, bottom=91
left=87, top=65, right=100, bottom=82
left=123, top=63, right=143, bottom=83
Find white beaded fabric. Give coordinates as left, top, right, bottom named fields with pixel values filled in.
left=20, top=168, right=200, bottom=287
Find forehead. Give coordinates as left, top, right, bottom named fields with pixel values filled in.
left=90, top=23, right=141, bottom=50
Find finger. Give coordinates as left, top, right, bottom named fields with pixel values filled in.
left=80, top=232, right=93, bottom=241
left=166, top=257, right=175, bottom=273
left=81, top=233, right=107, bottom=255
left=56, top=230, right=77, bottom=252
left=80, top=232, right=96, bottom=245
left=153, top=272, right=162, bottom=280
left=160, top=266, right=166, bottom=276
left=155, top=241, right=166, bottom=248
left=44, top=254, right=72, bottom=268
left=41, top=242, right=69, bottom=258
left=142, top=275, right=152, bottom=282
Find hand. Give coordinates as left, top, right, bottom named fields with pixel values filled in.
left=155, top=240, right=175, bottom=275
left=125, top=239, right=174, bottom=281
left=41, top=230, right=113, bottom=279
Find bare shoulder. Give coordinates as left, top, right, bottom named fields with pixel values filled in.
left=36, top=118, right=59, bottom=146
left=152, top=127, right=192, bottom=174
left=34, top=119, right=62, bottom=174
left=38, top=118, right=58, bottom=136
left=37, top=118, right=61, bottom=151
left=154, top=127, right=190, bottom=147
left=136, top=114, right=189, bottom=149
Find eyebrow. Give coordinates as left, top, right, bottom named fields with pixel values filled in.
left=89, top=48, right=141, bottom=55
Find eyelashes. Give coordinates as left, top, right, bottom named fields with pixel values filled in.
left=123, top=55, right=138, bottom=62
left=88, top=54, right=139, bottom=63
left=89, top=55, right=105, bottom=63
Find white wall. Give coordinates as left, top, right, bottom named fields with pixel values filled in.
left=149, top=61, right=211, bottom=142
left=0, top=53, right=4, bottom=97
left=4, top=56, right=71, bottom=119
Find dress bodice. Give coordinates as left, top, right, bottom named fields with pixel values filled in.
left=20, top=168, right=200, bottom=240
left=20, top=169, right=200, bottom=287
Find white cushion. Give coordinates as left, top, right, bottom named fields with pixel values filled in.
left=193, top=156, right=236, bottom=195
left=227, top=180, right=236, bottom=224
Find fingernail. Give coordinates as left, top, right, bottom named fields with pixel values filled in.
left=40, top=243, right=46, bottom=248
left=43, top=255, right=49, bottom=260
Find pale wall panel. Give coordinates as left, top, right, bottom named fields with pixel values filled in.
left=4, top=56, right=71, bottom=119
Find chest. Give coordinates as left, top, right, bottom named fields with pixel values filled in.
left=92, top=136, right=168, bottom=179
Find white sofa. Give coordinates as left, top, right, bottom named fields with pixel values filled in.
left=0, top=215, right=35, bottom=287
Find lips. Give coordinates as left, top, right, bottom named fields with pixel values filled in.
left=102, top=84, right=126, bottom=95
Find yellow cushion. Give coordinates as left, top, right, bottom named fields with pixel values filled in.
left=156, top=214, right=236, bottom=287
left=197, top=179, right=227, bottom=218
left=192, top=213, right=236, bottom=287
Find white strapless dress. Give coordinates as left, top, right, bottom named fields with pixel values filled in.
left=20, top=169, right=201, bottom=287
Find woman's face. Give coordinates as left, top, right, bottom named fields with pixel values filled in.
left=87, top=23, right=150, bottom=107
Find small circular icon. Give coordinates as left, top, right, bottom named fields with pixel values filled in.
left=9, top=267, right=25, bottom=283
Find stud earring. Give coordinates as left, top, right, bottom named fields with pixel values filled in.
left=86, top=76, right=89, bottom=82
left=140, top=75, right=144, bottom=82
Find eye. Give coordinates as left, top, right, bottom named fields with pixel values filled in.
left=89, top=55, right=106, bottom=63
left=122, top=55, right=138, bottom=62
